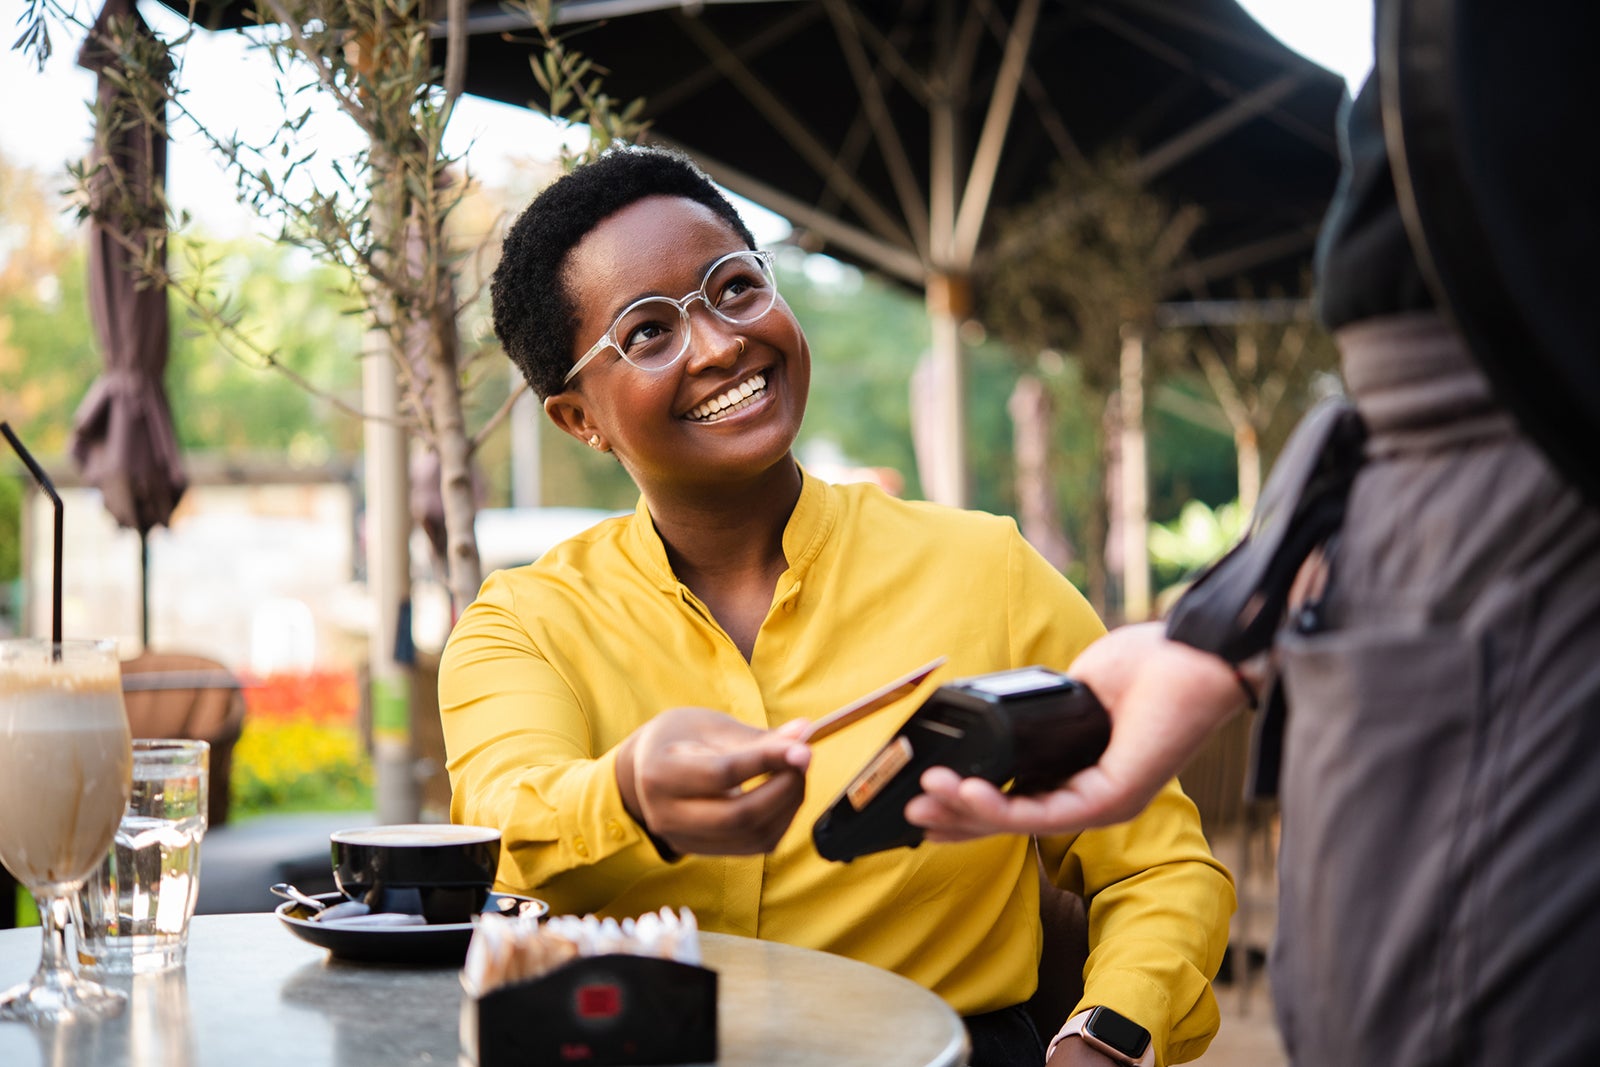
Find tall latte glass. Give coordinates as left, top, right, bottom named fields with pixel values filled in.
left=0, top=639, right=133, bottom=1024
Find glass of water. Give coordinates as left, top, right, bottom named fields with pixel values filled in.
left=74, top=739, right=209, bottom=975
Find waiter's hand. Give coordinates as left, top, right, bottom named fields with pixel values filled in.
left=905, top=622, right=1249, bottom=839
left=616, top=708, right=810, bottom=857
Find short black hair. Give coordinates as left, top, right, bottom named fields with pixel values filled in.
left=491, top=145, right=758, bottom=399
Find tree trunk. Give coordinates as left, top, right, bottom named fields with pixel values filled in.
left=428, top=306, right=483, bottom=615
left=412, top=204, right=480, bottom=615
left=1118, top=327, right=1150, bottom=622
left=1192, top=332, right=1263, bottom=518
left=1235, top=422, right=1262, bottom=518
left=1085, top=486, right=1108, bottom=618
left=402, top=186, right=483, bottom=618
left=1007, top=374, right=1074, bottom=572
left=1090, top=395, right=1115, bottom=620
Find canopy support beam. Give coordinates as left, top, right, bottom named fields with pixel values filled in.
left=824, top=0, right=932, bottom=256
left=1133, top=72, right=1305, bottom=182
left=954, top=0, right=1040, bottom=262
left=676, top=13, right=913, bottom=251
left=689, top=150, right=927, bottom=284
left=1163, top=228, right=1318, bottom=297
left=1086, top=3, right=1337, bottom=154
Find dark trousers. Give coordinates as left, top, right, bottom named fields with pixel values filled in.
left=964, top=1003, right=1045, bottom=1067
left=1272, top=313, right=1600, bottom=1066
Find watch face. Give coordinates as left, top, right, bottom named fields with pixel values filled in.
left=1087, top=1006, right=1150, bottom=1058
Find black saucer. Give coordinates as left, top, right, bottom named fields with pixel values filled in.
left=275, top=891, right=547, bottom=965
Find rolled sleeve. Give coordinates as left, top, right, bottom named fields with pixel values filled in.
left=440, top=573, right=671, bottom=910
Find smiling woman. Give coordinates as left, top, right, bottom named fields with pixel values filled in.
left=545, top=195, right=810, bottom=510
left=438, top=146, right=1234, bottom=1067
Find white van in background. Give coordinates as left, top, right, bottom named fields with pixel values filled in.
left=469, top=506, right=627, bottom=574
left=409, top=506, right=625, bottom=651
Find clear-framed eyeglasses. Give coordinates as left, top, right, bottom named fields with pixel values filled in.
left=564, top=249, right=779, bottom=385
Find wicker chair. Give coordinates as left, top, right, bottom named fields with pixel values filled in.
left=1178, top=709, right=1277, bottom=1008
left=120, top=651, right=248, bottom=827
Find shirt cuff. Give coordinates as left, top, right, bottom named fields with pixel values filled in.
left=551, top=744, right=675, bottom=882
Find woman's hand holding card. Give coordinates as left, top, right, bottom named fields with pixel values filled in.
left=616, top=707, right=811, bottom=857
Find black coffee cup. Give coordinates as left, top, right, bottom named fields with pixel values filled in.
left=330, top=824, right=501, bottom=925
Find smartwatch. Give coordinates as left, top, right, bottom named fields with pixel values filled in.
left=1047, top=1006, right=1153, bottom=1066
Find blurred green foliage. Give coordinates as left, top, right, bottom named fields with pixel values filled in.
left=1, top=169, right=362, bottom=463
left=779, top=253, right=927, bottom=493
left=1147, top=378, right=1240, bottom=519
left=0, top=475, right=18, bottom=586
left=161, top=239, right=364, bottom=458
left=772, top=253, right=1059, bottom=520
left=1, top=156, right=368, bottom=591
left=1148, top=497, right=1247, bottom=594
left=1, top=146, right=1257, bottom=605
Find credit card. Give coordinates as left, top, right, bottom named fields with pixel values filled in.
left=801, top=656, right=947, bottom=743
left=846, top=736, right=914, bottom=810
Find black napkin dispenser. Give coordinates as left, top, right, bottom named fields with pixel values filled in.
left=813, top=666, right=1110, bottom=863
left=462, top=955, right=717, bottom=1067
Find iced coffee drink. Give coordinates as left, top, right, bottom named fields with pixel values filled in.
left=0, top=646, right=132, bottom=889
left=0, top=638, right=132, bottom=1023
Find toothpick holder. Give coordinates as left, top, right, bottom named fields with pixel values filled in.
left=461, top=954, right=718, bottom=1066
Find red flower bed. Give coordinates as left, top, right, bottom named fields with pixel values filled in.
left=239, top=668, right=360, bottom=726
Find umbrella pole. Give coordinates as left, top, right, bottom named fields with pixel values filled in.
left=140, top=527, right=150, bottom=649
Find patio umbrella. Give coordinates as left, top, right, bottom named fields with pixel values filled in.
left=446, top=0, right=1347, bottom=504
left=168, top=0, right=1344, bottom=504
left=71, top=0, right=187, bottom=647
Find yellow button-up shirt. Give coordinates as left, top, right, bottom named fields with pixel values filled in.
left=441, top=472, right=1233, bottom=1064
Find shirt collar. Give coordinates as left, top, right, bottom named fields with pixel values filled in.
left=625, top=465, right=838, bottom=593
left=780, top=466, right=836, bottom=579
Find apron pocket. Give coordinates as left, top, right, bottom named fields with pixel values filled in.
left=1270, top=625, right=1482, bottom=1064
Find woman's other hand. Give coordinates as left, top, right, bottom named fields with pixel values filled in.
left=616, top=707, right=811, bottom=856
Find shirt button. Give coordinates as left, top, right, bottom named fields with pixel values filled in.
left=605, top=820, right=626, bottom=841
left=574, top=838, right=589, bottom=858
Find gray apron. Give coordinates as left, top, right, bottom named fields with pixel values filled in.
left=1271, top=312, right=1600, bottom=1066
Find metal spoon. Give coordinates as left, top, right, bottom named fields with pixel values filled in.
left=270, top=882, right=328, bottom=913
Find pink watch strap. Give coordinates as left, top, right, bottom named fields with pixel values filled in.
left=1045, top=1009, right=1156, bottom=1066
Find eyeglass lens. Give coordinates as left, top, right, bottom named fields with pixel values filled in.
left=612, top=252, right=776, bottom=369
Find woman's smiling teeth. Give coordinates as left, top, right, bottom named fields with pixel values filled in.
left=687, top=373, right=767, bottom=423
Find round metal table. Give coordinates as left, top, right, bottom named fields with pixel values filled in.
left=0, top=914, right=968, bottom=1067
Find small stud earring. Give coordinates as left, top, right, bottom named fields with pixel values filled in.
left=588, top=435, right=601, bottom=449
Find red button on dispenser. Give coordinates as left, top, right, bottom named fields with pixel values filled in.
left=575, top=983, right=622, bottom=1019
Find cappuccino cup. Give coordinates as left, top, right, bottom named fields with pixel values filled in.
left=330, top=824, right=500, bottom=925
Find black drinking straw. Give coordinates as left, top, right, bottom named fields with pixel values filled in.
left=0, top=422, right=63, bottom=658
